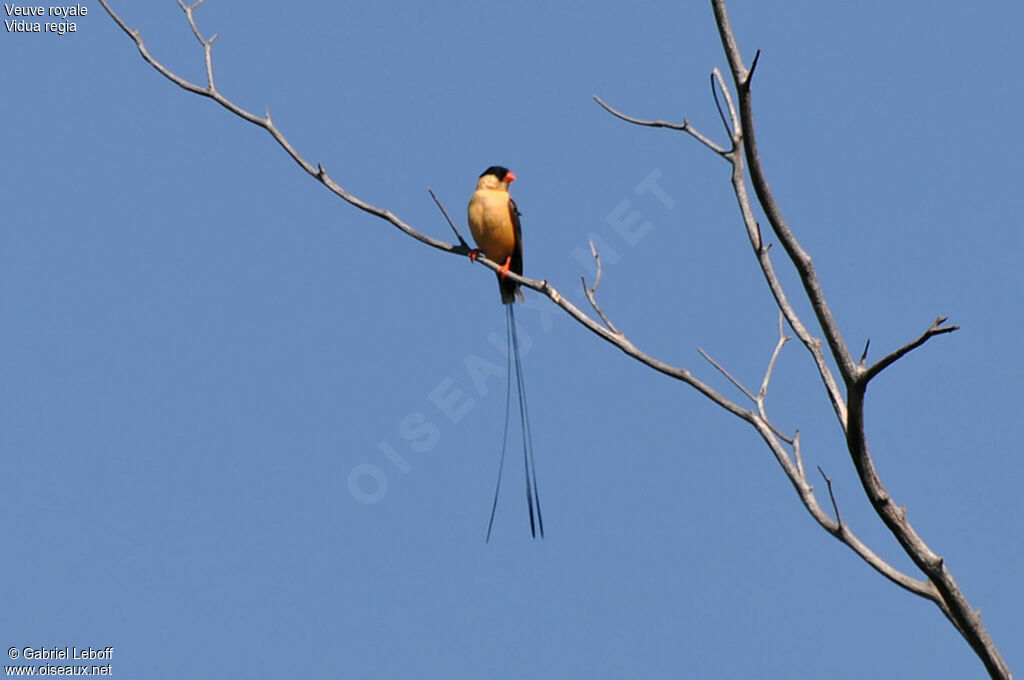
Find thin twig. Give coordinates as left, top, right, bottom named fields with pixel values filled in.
left=711, top=68, right=740, bottom=145
left=593, top=95, right=727, bottom=157
left=747, top=48, right=761, bottom=83
left=759, top=310, right=790, bottom=402
left=176, top=0, right=217, bottom=88
left=698, top=348, right=756, bottom=403
left=581, top=239, right=621, bottom=335
left=711, top=72, right=732, bottom=141
left=792, top=430, right=804, bottom=480
left=754, top=312, right=794, bottom=445
left=863, top=317, right=959, bottom=383
left=817, top=465, right=842, bottom=528
left=427, top=188, right=470, bottom=251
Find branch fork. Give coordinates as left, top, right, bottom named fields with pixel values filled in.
left=98, top=1, right=1006, bottom=676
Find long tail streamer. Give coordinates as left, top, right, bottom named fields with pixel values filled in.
left=485, top=305, right=544, bottom=541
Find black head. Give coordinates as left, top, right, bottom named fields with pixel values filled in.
left=480, top=166, right=511, bottom=181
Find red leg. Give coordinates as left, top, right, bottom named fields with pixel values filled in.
left=468, top=248, right=480, bottom=262
left=497, top=256, right=512, bottom=278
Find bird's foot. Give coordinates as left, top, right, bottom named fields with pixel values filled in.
left=468, top=248, right=480, bottom=262
left=497, top=256, right=512, bottom=278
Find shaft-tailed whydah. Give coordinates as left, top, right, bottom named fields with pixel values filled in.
left=467, top=166, right=543, bottom=541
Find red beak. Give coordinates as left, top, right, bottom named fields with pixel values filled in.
left=505, top=170, right=517, bottom=183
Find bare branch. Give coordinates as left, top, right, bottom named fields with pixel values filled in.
left=758, top=311, right=790, bottom=402
left=745, top=418, right=937, bottom=602
left=595, top=78, right=852, bottom=435
left=98, top=2, right=1008, bottom=675
left=697, top=347, right=756, bottom=404
left=722, top=135, right=848, bottom=428
left=710, top=68, right=740, bottom=145
left=752, top=312, right=794, bottom=445
left=581, top=239, right=622, bottom=335
left=747, top=48, right=761, bottom=82
left=816, top=465, right=842, bottom=527
left=602, top=41, right=974, bottom=626
left=792, top=429, right=804, bottom=480
left=98, top=0, right=467, bottom=259
left=592, top=95, right=727, bottom=157
left=863, top=317, right=959, bottom=383
left=711, top=0, right=857, bottom=384
left=427, top=189, right=470, bottom=251
left=710, top=4, right=1008, bottom=673
left=843, top=381, right=1006, bottom=677
left=176, top=0, right=217, bottom=89
left=96, top=0, right=758, bottom=429
left=599, top=65, right=848, bottom=432
left=625, top=5, right=964, bottom=638
left=692, top=325, right=929, bottom=602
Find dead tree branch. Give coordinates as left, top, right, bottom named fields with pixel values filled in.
left=716, top=1, right=1004, bottom=676
left=710, top=2, right=857, bottom=383
left=98, top=0, right=1005, bottom=676
left=599, top=79, right=848, bottom=430
left=863, top=316, right=960, bottom=382
left=96, top=0, right=753, bottom=431
left=427, top=188, right=470, bottom=249
left=595, top=1, right=1003, bottom=676
left=580, top=239, right=622, bottom=336
left=816, top=465, right=842, bottom=528
left=592, top=96, right=727, bottom=156
left=98, top=0, right=937, bottom=613
left=697, top=347, right=756, bottom=404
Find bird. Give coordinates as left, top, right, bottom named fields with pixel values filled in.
left=467, top=166, right=543, bottom=541
left=467, top=166, right=524, bottom=304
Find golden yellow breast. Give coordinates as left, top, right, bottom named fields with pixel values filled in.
left=468, top=189, right=516, bottom=262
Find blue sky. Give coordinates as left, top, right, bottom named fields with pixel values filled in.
left=2, top=1, right=1022, bottom=678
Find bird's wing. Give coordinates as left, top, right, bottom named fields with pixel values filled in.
left=509, top=196, right=523, bottom=278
